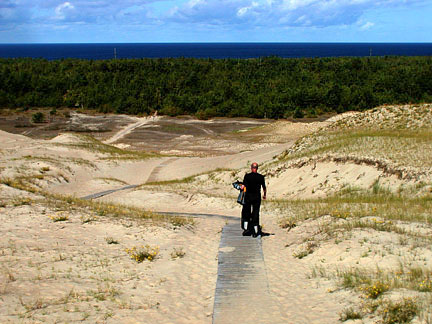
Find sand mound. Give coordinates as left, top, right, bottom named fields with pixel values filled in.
left=267, top=161, right=407, bottom=199
left=268, top=104, right=432, bottom=199
left=325, top=103, right=432, bottom=131
left=49, top=133, right=85, bottom=145
left=0, top=130, right=34, bottom=147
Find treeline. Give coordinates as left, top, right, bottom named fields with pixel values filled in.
left=1, top=56, right=431, bottom=118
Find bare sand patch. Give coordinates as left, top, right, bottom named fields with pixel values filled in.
left=0, top=200, right=222, bottom=324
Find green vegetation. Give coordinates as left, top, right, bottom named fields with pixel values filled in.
left=339, top=307, right=363, bottom=321
left=125, top=245, right=159, bottom=262
left=277, top=187, right=432, bottom=234
left=31, top=112, right=45, bottom=123
left=379, top=298, right=419, bottom=324
left=1, top=56, right=431, bottom=118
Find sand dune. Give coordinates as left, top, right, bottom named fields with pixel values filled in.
left=1, top=106, right=431, bottom=323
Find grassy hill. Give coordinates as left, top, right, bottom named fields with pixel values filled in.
left=268, top=104, right=432, bottom=323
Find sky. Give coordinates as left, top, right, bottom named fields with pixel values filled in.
left=0, top=0, right=431, bottom=43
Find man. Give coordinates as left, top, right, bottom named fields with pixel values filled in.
left=241, top=162, right=266, bottom=237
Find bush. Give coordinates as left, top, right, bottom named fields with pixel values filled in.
left=125, top=245, right=159, bottom=262
left=31, top=112, right=45, bottom=123
left=361, top=280, right=389, bottom=299
left=293, top=108, right=304, bottom=119
left=379, top=298, right=418, bottom=324
left=339, top=307, right=363, bottom=321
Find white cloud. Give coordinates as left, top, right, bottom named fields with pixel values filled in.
left=282, top=0, right=317, bottom=11
left=168, top=0, right=426, bottom=28
left=1, top=0, right=427, bottom=30
left=237, top=1, right=258, bottom=17
left=55, top=2, right=75, bottom=20
left=188, top=0, right=204, bottom=8
left=360, top=21, right=374, bottom=30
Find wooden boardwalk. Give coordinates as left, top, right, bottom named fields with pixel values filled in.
left=81, top=158, right=179, bottom=200
left=145, top=157, right=178, bottom=183
left=213, top=222, right=284, bottom=324
left=80, top=185, right=137, bottom=200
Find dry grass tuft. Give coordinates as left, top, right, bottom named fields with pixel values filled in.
left=125, top=245, right=159, bottom=262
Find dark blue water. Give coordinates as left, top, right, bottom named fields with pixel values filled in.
left=1, top=43, right=432, bottom=60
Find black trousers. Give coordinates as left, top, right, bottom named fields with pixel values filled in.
left=241, top=199, right=261, bottom=229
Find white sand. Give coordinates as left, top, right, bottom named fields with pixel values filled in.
left=1, top=109, right=431, bottom=323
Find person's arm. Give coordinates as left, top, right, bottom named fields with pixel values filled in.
left=262, top=176, right=267, bottom=200
left=241, top=174, right=247, bottom=191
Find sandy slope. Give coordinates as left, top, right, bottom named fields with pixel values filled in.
left=2, top=108, right=431, bottom=323
left=1, top=117, right=343, bottom=324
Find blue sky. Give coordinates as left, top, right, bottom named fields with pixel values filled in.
left=0, top=0, right=431, bottom=43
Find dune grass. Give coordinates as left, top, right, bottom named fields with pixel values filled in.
left=43, top=194, right=194, bottom=228
left=274, top=105, right=432, bottom=324
left=20, top=154, right=96, bottom=168
left=275, top=105, right=432, bottom=175
left=143, top=168, right=233, bottom=187
left=315, top=264, right=432, bottom=323
left=276, top=128, right=432, bottom=172
left=0, top=176, right=194, bottom=228
left=278, top=184, right=432, bottom=229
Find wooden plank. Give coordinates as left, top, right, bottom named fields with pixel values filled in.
left=212, top=222, right=284, bottom=324
left=80, top=185, right=137, bottom=200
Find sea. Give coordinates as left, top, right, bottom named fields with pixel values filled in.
left=1, top=43, right=432, bottom=60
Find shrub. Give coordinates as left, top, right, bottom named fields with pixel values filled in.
left=293, top=108, right=304, bottom=119
left=379, top=298, right=418, bottom=324
left=340, top=307, right=363, bottom=321
left=171, top=247, right=186, bottom=259
left=49, top=213, right=69, bottom=222
left=125, top=245, right=159, bottom=262
left=31, top=112, right=45, bottom=123
left=361, top=280, right=389, bottom=299
left=105, top=237, right=119, bottom=244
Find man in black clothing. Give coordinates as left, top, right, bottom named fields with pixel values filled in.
left=241, top=162, right=266, bottom=237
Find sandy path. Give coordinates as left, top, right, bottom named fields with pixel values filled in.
left=104, top=116, right=159, bottom=144
left=76, top=140, right=292, bottom=200
left=151, top=141, right=294, bottom=182
left=146, top=157, right=179, bottom=183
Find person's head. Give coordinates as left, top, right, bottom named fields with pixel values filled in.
left=251, top=162, right=258, bottom=173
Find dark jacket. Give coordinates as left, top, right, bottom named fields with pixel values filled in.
left=243, top=172, right=266, bottom=203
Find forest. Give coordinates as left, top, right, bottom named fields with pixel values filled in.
left=0, top=56, right=431, bottom=119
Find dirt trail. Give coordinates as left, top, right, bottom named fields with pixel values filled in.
left=104, top=116, right=160, bottom=144
left=151, top=141, right=295, bottom=182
